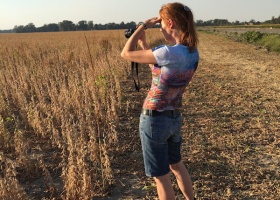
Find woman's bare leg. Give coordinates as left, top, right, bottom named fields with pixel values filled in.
left=170, top=161, right=194, bottom=200
left=153, top=172, right=175, bottom=200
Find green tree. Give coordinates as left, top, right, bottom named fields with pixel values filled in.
left=234, top=20, right=240, bottom=25
left=196, top=20, right=204, bottom=26
left=119, top=21, right=126, bottom=29
left=58, top=20, right=76, bottom=31
left=37, top=24, right=48, bottom=32
left=249, top=19, right=256, bottom=24
left=88, top=21, right=94, bottom=30
left=47, top=23, right=59, bottom=32
left=13, top=25, right=24, bottom=33
left=77, top=20, right=88, bottom=30
left=271, top=16, right=276, bottom=24
left=94, top=23, right=102, bottom=30
left=24, top=23, right=36, bottom=32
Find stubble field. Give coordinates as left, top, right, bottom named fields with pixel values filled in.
left=0, top=29, right=279, bottom=200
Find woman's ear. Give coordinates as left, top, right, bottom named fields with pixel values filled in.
left=168, top=19, right=175, bottom=28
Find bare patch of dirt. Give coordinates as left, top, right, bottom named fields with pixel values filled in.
left=104, top=33, right=280, bottom=199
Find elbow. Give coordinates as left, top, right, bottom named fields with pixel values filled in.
left=121, top=51, right=129, bottom=60
left=120, top=51, right=125, bottom=59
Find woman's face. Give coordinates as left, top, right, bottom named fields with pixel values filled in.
left=160, top=18, right=172, bottom=43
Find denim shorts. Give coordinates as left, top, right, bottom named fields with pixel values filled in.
left=139, top=113, right=182, bottom=177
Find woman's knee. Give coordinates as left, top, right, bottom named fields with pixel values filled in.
left=153, top=172, right=171, bottom=183
left=170, top=161, right=182, bottom=172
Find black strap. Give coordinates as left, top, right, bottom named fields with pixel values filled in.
left=131, top=61, right=140, bottom=91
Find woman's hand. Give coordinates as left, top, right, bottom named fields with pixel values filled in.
left=137, top=17, right=160, bottom=49
left=144, top=17, right=161, bottom=28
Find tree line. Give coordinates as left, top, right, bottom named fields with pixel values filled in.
left=196, top=16, right=280, bottom=26
left=0, top=20, right=139, bottom=33
left=0, top=15, right=279, bottom=33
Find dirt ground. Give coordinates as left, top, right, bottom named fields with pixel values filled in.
left=98, top=32, right=280, bottom=199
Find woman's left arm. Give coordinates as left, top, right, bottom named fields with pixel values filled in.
left=121, top=17, right=160, bottom=64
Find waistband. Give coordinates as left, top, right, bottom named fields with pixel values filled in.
left=141, top=108, right=180, bottom=117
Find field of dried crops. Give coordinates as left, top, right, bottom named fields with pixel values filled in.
left=0, top=30, right=130, bottom=199
left=0, top=30, right=279, bottom=200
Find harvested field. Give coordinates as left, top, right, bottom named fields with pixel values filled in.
left=182, top=33, right=280, bottom=199
left=104, top=32, right=280, bottom=199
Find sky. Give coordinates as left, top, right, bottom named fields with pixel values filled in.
left=0, top=0, right=279, bottom=30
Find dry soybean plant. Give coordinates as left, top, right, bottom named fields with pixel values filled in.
left=0, top=30, right=130, bottom=199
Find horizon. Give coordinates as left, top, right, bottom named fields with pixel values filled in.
left=1, top=0, right=279, bottom=30
left=0, top=17, right=278, bottom=31
left=1, top=19, right=277, bottom=31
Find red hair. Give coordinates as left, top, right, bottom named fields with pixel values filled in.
left=159, top=2, right=198, bottom=52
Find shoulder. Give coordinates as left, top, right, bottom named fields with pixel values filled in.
left=152, top=45, right=169, bottom=55
left=152, top=45, right=170, bottom=65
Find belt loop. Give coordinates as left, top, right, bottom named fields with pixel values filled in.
left=148, top=109, right=152, bottom=116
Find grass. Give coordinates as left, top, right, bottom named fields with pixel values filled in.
left=0, top=30, right=279, bottom=199
left=198, top=27, right=280, bottom=53
left=256, top=34, right=280, bottom=52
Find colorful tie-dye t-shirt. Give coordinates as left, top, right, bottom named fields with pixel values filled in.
left=142, top=44, right=199, bottom=111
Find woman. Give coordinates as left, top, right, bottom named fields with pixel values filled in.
left=121, top=2, right=199, bottom=200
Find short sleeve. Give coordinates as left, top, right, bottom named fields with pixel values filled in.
left=152, top=45, right=170, bottom=66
